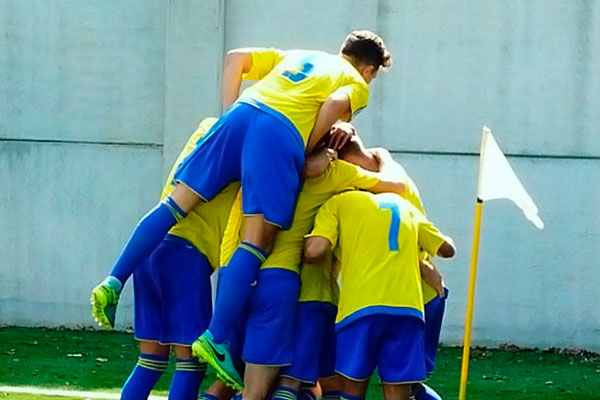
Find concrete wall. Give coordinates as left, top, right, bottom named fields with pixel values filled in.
left=1, top=0, right=598, bottom=350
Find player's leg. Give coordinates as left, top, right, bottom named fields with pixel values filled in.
left=320, top=376, right=342, bottom=400
left=194, top=110, right=305, bottom=388
left=147, top=236, right=213, bottom=400
left=413, top=384, right=443, bottom=400
left=318, top=304, right=341, bottom=400
left=377, top=316, right=426, bottom=400
left=243, top=364, right=281, bottom=400
left=338, top=377, right=369, bottom=400
left=240, top=268, right=300, bottom=398
left=335, top=315, right=381, bottom=400
left=413, top=288, right=448, bottom=400
left=272, top=376, right=302, bottom=400
left=91, top=103, right=253, bottom=329
left=276, top=301, right=334, bottom=400
left=200, top=380, right=237, bottom=400
left=168, top=345, right=207, bottom=400
left=122, top=340, right=170, bottom=400
left=90, top=184, right=199, bottom=329
left=122, top=251, right=169, bottom=399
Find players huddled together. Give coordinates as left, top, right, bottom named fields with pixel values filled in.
left=91, top=30, right=456, bottom=400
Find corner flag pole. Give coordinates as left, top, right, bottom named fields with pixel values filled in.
left=458, top=198, right=484, bottom=400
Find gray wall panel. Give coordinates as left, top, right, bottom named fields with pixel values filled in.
left=0, top=142, right=162, bottom=327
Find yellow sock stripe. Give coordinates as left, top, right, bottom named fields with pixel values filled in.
left=162, top=198, right=184, bottom=222
left=239, top=243, right=266, bottom=263
left=176, top=363, right=207, bottom=372
left=137, top=360, right=169, bottom=369
left=272, top=390, right=297, bottom=400
left=137, top=357, right=168, bottom=371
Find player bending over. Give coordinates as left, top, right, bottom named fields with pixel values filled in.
left=342, top=142, right=452, bottom=399
left=115, top=118, right=241, bottom=400
left=91, top=30, right=391, bottom=390
left=304, top=191, right=455, bottom=400
left=211, top=132, right=405, bottom=399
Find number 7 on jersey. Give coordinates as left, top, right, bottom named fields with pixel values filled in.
left=378, top=202, right=401, bottom=251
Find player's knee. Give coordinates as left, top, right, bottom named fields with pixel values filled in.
left=173, top=345, right=193, bottom=359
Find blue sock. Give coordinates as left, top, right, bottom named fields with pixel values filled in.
left=110, top=196, right=186, bottom=284
left=415, top=384, right=443, bottom=400
left=208, top=242, right=268, bottom=342
left=299, top=389, right=317, bottom=400
left=339, top=393, right=364, bottom=400
left=121, top=353, right=169, bottom=399
left=168, top=358, right=207, bottom=400
left=199, top=393, right=221, bottom=400
left=271, top=386, right=299, bottom=400
left=322, top=390, right=341, bottom=400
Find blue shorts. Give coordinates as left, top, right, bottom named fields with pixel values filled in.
left=133, top=235, right=213, bottom=346
left=424, top=288, right=448, bottom=376
left=240, top=268, right=301, bottom=366
left=335, top=314, right=426, bottom=384
left=174, top=101, right=305, bottom=229
left=281, top=301, right=337, bottom=384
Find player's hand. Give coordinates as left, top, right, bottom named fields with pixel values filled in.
left=419, top=259, right=446, bottom=298
left=329, top=121, right=356, bottom=150
left=303, top=148, right=337, bottom=178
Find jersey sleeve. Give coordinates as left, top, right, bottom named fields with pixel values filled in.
left=333, top=160, right=380, bottom=190
left=306, top=195, right=340, bottom=248
left=416, top=212, right=448, bottom=257
left=331, top=80, right=370, bottom=118
left=242, top=47, right=287, bottom=81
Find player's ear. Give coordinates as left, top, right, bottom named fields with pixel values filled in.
left=359, top=64, right=378, bottom=83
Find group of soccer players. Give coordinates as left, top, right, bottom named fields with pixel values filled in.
left=90, top=30, right=456, bottom=400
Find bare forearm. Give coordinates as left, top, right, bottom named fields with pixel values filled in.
left=306, top=97, right=351, bottom=153
left=221, top=51, right=252, bottom=110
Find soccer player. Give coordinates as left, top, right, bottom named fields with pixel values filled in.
left=303, top=191, right=455, bottom=400
left=119, top=118, right=240, bottom=400
left=91, top=30, right=391, bottom=389
left=213, top=137, right=406, bottom=400
left=276, top=139, right=448, bottom=400
left=362, top=147, right=450, bottom=400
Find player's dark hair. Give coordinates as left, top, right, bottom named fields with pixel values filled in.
left=341, top=30, right=392, bottom=70
left=337, top=135, right=365, bottom=160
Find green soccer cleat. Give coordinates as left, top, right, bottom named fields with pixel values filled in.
left=90, top=278, right=120, bottom=330
left=192, top=330, right=243, bottom=391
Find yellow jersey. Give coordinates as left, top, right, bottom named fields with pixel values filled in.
left=219, top=160, right=381, bottom=272
left=238, top=48, right=370, bottom=145
left=161, top=118, right=240, bottom=269
left=308, top=191, right=448, bottom=328
left=297, top=254, right=340, bottom=306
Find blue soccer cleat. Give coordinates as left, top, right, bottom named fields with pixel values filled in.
left=192, top=330, right=243, bottom=391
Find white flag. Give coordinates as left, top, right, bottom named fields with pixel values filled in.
left=477, top=126, right=544, bottom=229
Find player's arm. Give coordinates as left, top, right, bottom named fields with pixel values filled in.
left=417, top=212, right=456, bottom=259
left=222, top=49, right=253, bottom=110
left=366, top=180, right=406, bottom=196
left=304, top=196, right=340, bottom=263
left=420, top=258, right=445, bottom=298
left=304, top=236, right=331, bottom=263
left=306, top=91, right=352, bottom=153
left=436, top=238, right=456, bottom=258
left=221, top=47, right=286, bottom=109
left=303, top=148, right=338, bottom=179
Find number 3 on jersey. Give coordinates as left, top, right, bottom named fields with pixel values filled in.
left=282, top=61, right=314, bottom=82
left=378, top=202, right=401, bottom=251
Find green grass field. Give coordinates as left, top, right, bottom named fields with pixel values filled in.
left=1, top=327, right=598, bottom=400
